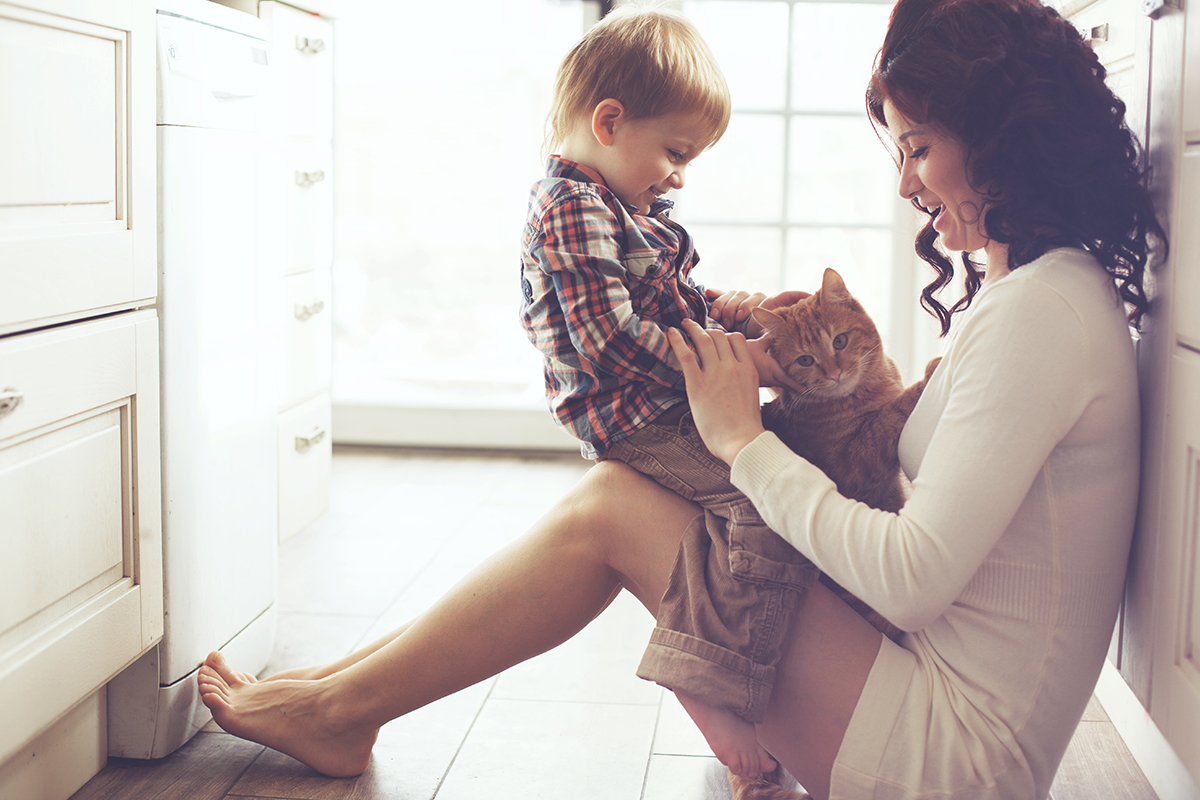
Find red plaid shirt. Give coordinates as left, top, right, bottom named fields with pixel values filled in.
left=521, top=156, right=723, bottom=458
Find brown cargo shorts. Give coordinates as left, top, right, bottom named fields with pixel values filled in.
left=603, top=404, right=819, bottom=723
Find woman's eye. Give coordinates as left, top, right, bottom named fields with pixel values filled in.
left=797, top=355, right=815, bottom=367
left=910, top=146, right=929, bottom=160
left=833, top=333, right=848, bottom=350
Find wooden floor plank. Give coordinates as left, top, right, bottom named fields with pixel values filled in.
left=1051, top=719, right=1158, bottom=800
left=69, top=733, right=265, bottom=800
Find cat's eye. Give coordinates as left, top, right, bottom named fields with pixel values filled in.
left=833, top=333, right=848, bottom=350
left=797, top=355, right=815, bottom=367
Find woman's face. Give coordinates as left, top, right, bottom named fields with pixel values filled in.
left=882, top=100, right=991, bottom=256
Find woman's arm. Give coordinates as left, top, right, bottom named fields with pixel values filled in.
left=671, top=278, right=1095, bottom=630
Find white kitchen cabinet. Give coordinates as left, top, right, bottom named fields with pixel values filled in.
left=0, top=1, right=160, bottom=798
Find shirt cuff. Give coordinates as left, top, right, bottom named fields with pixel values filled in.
left=729, top=431, right=834, bottom=505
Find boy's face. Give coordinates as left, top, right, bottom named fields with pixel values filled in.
left=596, top=109, right=710, bottom=214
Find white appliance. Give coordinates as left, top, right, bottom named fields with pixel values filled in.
left=107, top=0, right=283, bottom=758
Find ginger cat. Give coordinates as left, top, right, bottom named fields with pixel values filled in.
left=730, top=268, right=940, bottom=800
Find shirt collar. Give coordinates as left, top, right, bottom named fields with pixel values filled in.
left=546, top=155, right=675, bottom=217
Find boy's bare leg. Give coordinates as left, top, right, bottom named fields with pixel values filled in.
left=198, top=464, right=696, bottom=777
left=675, top=691, right=777, bottom=776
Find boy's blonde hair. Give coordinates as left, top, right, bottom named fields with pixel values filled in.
left=547, top=5, right=731, bottom=154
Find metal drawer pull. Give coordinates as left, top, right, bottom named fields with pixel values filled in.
left=295, top=170, right=326, bottom=187
left=1080, top=23, right=1108, bottom=45
left=296, top=36, right=326, bottom=54
left=0, top=387, right=23, bottom=416
left=295, top=426, right=326, bottom=452
left=294, top=299, right=326, bottom=321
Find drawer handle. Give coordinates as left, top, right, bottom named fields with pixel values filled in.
left=294, top=299, right=326, bottom=321
left=295, top=170, right=326, bottom=187
left=296, top=36, right=326, bottom=55
left=0, top=387, right=23, bottom=416
left=1079, top=23, right=1108, bottom=45
left=295, top=426, right=327, bottom=452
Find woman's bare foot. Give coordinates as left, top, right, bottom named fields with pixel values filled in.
left=198, top=651, right=379, bottom=777
left=676, top=691, right=777, bottom=777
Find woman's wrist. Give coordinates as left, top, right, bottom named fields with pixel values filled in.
left=714, top=425, right=766, bottom=467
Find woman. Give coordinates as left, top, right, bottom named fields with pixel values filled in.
left=198, top=0, right=1164, bottom=796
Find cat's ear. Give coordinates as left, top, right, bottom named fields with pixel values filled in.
left=751, top=306, right=785, bottom=336
left=820, top=268, right=852, bottom=304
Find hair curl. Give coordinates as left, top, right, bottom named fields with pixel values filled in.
left=867, top=0, right=1165, bottom=335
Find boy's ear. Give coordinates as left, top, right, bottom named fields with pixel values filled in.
left=591, top=98, right=625, bottom=146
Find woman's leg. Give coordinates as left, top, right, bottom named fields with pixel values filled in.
left=755, top=581, right=884, bottom=800
left=198, top=462, right=699, bottom=777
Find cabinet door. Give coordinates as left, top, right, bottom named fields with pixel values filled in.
left=0, top=310, right=162, bottom=764
left=0, top=0, right=155, bottom=334
left=1152, top=348, right=1200, bottom=787
left=280, top=268, right=333, bottom=409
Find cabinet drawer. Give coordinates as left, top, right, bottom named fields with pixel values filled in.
left=0, top=310, right=163, bottom=764
left=280, top=268, right=332, bottom=409
left=276, top=140, right=333, bottom=277
left=278, top=392, right=331, bottom=542
left=0, top=1, right=155, bottom=334
left=0, top=315, right=136, bottom=443
left=260, top=0, right=332, bottom=139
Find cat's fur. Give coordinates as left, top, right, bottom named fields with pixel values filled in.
left=728, top=268, right=940, bottom=800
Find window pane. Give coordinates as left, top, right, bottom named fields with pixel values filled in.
left=671, top=113, right=785, bottom=224
left=791, top=3, right=892, bottom=113
left=683, top=0, right=790, bottom=111
left=685, top=225, right=784, bottom=296
left=332, top=0, right=583, bottom=410
left=785, top=227, right=894, bottom=338
left=788, top=115, right=896, bottom=225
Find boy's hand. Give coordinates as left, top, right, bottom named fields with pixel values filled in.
left=705, top=288, right=766, bottom=332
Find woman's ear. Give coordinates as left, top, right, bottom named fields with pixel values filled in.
left=591, top=98, right=625, bottom=146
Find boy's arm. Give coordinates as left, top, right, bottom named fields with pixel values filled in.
left=536, top=192, right=688, bottom=389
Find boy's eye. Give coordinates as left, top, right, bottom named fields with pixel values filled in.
left=668, top=149, right=684, bottom=161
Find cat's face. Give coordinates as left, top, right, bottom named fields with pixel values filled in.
left=752, top=269, right=883, bottom=401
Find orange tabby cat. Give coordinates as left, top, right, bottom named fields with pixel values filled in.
left=729, top=267, right=939, bottom=800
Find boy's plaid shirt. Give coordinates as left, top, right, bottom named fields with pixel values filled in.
left=521, top=157, right=721, bottom=459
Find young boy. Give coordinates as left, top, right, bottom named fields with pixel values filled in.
left=520, top=6, right=820, bottom=779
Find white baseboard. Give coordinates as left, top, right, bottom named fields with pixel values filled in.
left=1095, top=660, right=1200, bottom=800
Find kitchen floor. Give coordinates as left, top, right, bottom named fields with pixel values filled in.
left=71, top=446, right=1156, bottom=800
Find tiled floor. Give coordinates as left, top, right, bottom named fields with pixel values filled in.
left=71, top=446, right=1156, bottom=800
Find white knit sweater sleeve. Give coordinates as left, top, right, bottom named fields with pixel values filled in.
left=730, top=274, right=1094, bottom=631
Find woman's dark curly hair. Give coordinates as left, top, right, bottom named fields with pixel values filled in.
left=867, top=0, right=1165, bottom=335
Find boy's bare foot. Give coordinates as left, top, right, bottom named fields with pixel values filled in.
left=676, top=691, right=777, bottom=777
left=198, top=651, right=379, bottom=777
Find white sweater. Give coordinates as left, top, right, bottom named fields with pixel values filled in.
left=731, top=249, right=1140, bottom=797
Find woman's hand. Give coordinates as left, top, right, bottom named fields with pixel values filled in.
left=667, top=319, right=767, bottom=466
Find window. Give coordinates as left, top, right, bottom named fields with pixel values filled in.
left=331, top=0, right=937, bottom=449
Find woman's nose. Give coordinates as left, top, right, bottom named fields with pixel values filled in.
left=897, top=162, right=920, bottom=201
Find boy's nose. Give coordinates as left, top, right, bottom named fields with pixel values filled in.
left=669, top=167, right=685, bottom=190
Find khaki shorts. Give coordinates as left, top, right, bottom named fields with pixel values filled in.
left=603, top=404, right=819, bottom=723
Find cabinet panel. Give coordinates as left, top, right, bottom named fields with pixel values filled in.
left=1175, top=151, right=1200, bottom=351
left=0, top=411, right=124, bottom=638
left=0, top=13, right=117, bottom=213
left=278, top=392, right=331, bottom=542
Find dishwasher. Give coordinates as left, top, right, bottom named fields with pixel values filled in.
left=107, top=0, right=282, bottom=758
